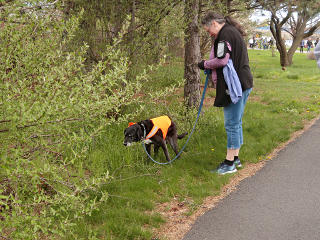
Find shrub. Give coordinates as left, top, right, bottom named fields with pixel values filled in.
left=0, top=2, right=145, bottom=238
left=307, top=51, right=316, bottom=60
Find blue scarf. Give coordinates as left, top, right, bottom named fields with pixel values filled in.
left=223, top=59, right=242, bottom=104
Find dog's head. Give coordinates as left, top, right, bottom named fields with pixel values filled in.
left=123, top=123, right=144, bottom=146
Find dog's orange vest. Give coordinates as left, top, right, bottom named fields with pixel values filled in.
left=145, top=116, right=171, bottom=140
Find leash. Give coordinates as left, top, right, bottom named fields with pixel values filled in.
left=142, top=69, right=211, bottom=165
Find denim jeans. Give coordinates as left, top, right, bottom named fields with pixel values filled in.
left=223, top=88, right=252, bottom=149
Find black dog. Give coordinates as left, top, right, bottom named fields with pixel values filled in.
left=123, top=116, right=187, bottom=161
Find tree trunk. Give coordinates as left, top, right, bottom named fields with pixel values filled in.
left=184, top=0, right=201, bottom=108
left=279, top=46, right=290, bottom=67
left=270, top=15, right=290, bottom=67
left=266, top=2, right=320, bottom=67
left=287, top=35, right=303, bottom=65
left=128, top=0, right=136, bottom=59
left=286, top=20, right=307, bottom=65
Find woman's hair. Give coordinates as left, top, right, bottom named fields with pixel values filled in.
left=201, top=11, right=246, bottom=36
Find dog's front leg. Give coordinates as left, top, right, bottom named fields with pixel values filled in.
left=154, top=144, right=160, bottom=156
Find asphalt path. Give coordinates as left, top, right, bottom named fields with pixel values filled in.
left=183, top=118, right=320, bottom=240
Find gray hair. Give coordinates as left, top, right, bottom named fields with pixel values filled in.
left=201, top=11, right=246, bottom=36
left=201, top=12, right=225, bottom=27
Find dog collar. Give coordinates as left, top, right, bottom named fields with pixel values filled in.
left=140, top=123, right=147, bottom=139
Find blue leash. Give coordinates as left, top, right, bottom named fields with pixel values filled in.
left=142, top=69, right=211, bottom=165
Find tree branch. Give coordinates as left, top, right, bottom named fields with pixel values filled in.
left=281, top=27, right=294, bottom=38
left=303, top=21, right=320, bottom=38
left=279, top=8, right=292, bottom=26
left=143, top=0, right=181, bottom=37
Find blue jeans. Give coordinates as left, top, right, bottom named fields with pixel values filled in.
left=223, top=88, right=252, bottom=149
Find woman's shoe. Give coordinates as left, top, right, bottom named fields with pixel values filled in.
left=211, top=162, right=237, bottom=175
left=234, top=158, right=242, bottom=168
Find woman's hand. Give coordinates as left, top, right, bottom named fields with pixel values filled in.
left=197, top=60, right=206, bottom=70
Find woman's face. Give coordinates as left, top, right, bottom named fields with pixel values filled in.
left=203, top=20, right=220, bottom=37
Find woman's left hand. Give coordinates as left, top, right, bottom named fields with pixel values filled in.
left=198, top=60, right=205, bottom=70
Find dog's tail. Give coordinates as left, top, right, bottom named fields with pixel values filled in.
left=178, top=132, right=188, bottom=139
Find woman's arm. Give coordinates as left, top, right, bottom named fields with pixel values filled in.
left=204, top=41, right=231, bottom=69
left=204, top=53, right=230, bottom=69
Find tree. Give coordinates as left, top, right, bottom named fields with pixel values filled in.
left=284, top=1, right=320, bottom=64
left=62, top=0, right=182, bottom=68
left=255, top=0, right=320, bottom=66
left=184, top=0, right=201, bottom=108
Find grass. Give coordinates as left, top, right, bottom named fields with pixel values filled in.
left=71, top=50, right=320, bottom=239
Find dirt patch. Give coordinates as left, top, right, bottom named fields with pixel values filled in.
left=152, top=115, right=320, bottom=240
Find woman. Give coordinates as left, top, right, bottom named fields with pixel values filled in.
left=307, top=39, right=313, bottom=52
left=198, top=12, right=253, bottom=175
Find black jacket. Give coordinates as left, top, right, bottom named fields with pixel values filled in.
left=214, top=24, right=253, bottom=107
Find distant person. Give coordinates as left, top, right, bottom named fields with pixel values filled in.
left=300, top=40, right=305, bottom=53
left=269, top=38, right=274, bottom=47
left=249, top=38, right=254, bottom=48
left=307, top=39, right=313, bottom=52
left=198, top=11, right=253, bottom=174
left=315, top=40, right=320, bottom=68
left=263, top=38, right=268, bottom=50
left=315, top=38, right=319, bottom=47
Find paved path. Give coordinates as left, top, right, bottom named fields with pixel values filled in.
left=183, top=118, right=320, bottom=240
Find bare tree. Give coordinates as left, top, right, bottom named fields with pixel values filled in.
left=256, top=0, right=320, bottom=66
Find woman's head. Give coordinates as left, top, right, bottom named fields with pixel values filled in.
left=201, top=12, right=226, bottom=37
left=201, top=12, right=225, bottom=27
left=201, top=11, right=246, bottom=37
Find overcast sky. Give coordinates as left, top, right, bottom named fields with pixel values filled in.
left=250, top=10, right=271, bottom=23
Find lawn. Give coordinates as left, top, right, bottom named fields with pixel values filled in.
left=3, top=49, right=315, bottom=240
left=68, top=49, right=320, bottom=240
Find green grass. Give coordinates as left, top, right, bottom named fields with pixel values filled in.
left=70, top=50, right=320, bottom=239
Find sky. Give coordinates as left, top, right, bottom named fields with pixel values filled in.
left=250, top=10, right=271, bottom=23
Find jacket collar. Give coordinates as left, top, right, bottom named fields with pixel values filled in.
left=215, top=23, right=229, bottom=41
